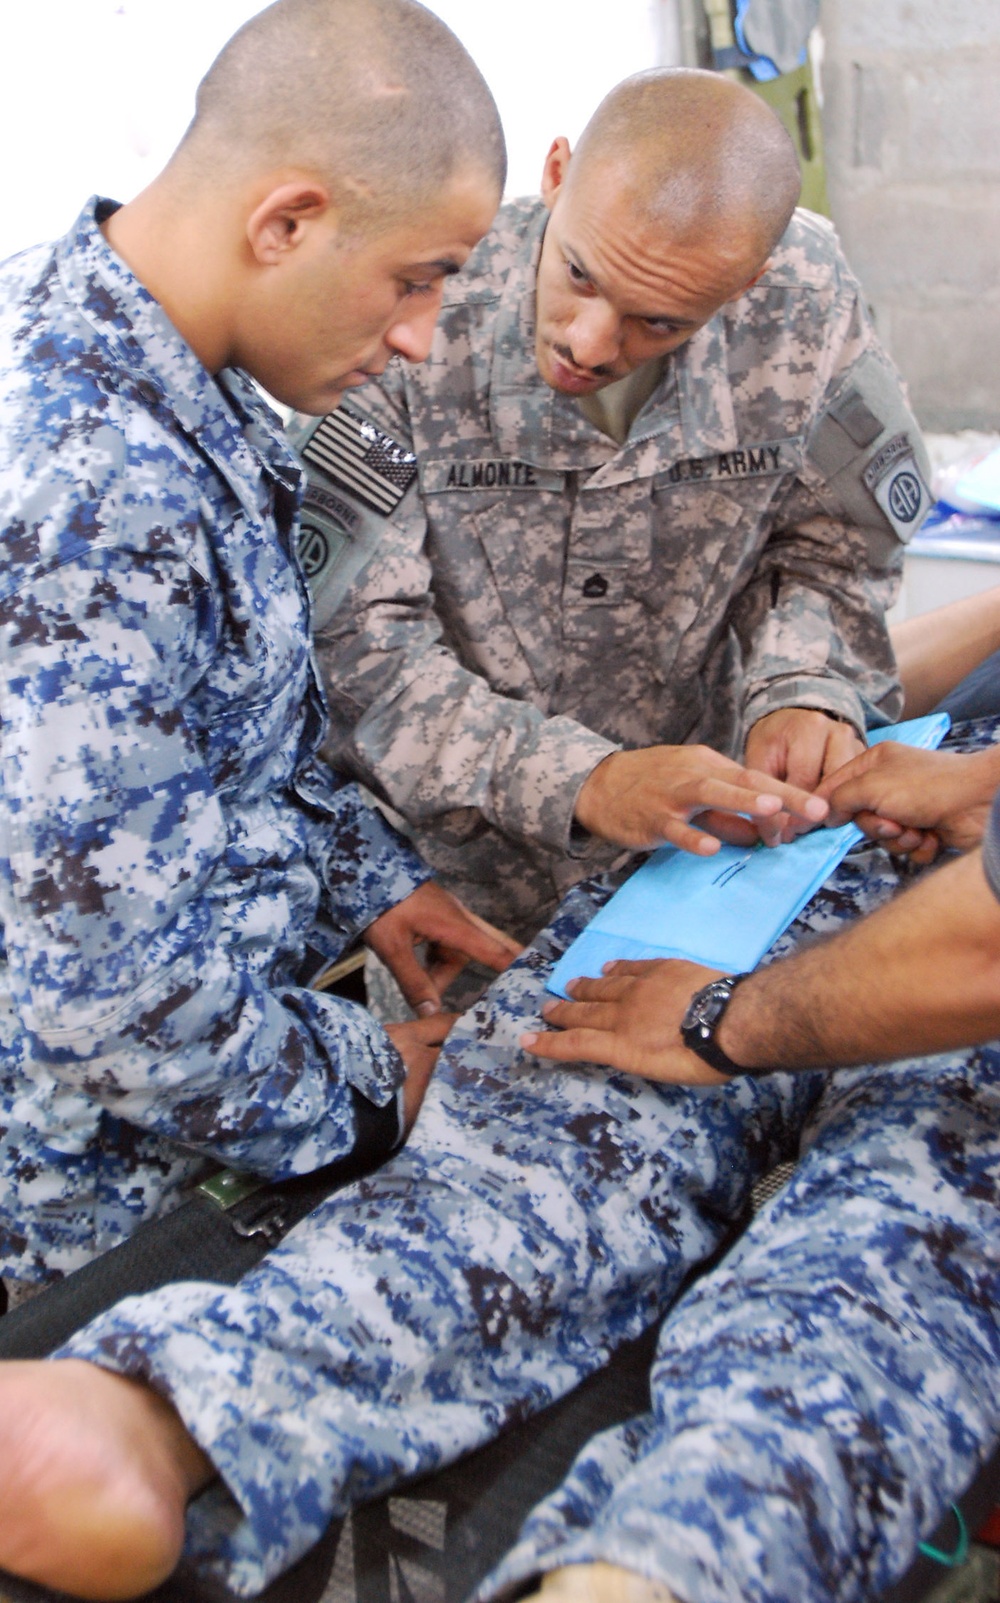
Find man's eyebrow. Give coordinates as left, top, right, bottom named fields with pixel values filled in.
left=564, top=243, right=700, bottom=328
left=408, top=257, right=463, bottom=277
left=643, top=310, right=700, bottom=328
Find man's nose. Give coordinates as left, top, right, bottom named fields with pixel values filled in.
left=567, top=299, right=621, bottom=370
left=385, top=301, right=440, bottom=365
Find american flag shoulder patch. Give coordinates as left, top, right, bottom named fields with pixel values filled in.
left=300, top=406, right=418, bottom=516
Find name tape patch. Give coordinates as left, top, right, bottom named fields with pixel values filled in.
left=301, top=406, right=417, bottom=517
left=422, top=458, right=566, bottom=494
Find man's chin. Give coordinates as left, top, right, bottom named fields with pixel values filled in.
left=284, top=383, right=349, bottom=417
left=548, top=362, right=604, bottom=397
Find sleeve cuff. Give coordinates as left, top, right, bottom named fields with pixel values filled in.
left=494, top=722, right=620, bottom=856
left=318, top=783, right=432, bottom=937
left=743, top=676, right=868, bottom=739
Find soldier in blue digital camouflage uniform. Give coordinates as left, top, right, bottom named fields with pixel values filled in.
left=0, top=721, right=999, bottom=1603
left=0, top=0, right=510, bottom=1297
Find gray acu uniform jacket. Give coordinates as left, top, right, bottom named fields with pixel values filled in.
left=299, top=200, right=931, bottom=940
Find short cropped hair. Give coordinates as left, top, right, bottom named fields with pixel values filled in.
left=181, top=0, right=506, bottom=226
left=573, top=68, right=801, bottom=270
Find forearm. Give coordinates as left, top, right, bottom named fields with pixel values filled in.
left=302, top=764, right=431, bottom=938
left=0, top=559, right=406, bottom=1169
left=717, top=847, right=1000, bottom=1070
left=737, top=512, right=904, bottom=737
left=92, top=962, right=405, bottom=1173
left=322, top=632, right=616, bottom=855
left=892, top=587, right=1000, bottom=718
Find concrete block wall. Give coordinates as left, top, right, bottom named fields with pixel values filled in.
left=819, top=0, right=1000, bottom=431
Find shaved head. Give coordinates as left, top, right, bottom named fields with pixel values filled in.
left=175, top=0, right=506, bottom=229
left=533, top=70, right=802, bottom=396
left=571, top=68, right=801, bottom=276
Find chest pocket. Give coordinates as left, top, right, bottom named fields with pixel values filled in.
left=425, top=477, right=569, bottom=702
left=558, top=476, right=655, bottom=650
left=646, top=484, right=748, bottom=649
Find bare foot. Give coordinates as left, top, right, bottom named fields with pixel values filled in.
left=0, top=1358, right=213, bottom=1600
left=533, top=1563, right=685, bottom=1603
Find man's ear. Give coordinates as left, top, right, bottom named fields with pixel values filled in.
left=540, top=137, right=572, bottom=212
left=246, top=180, right=333, bottom=266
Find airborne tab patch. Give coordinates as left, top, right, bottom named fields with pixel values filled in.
left=300, top=406, right=417, bottom=516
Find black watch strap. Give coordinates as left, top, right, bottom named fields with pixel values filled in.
left=681, top=972, right=767, bottom=1078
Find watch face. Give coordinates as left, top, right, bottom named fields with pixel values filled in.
left=682, top=974, right=753, bottom=1077
left=686, top=980, right=731, bottom=1033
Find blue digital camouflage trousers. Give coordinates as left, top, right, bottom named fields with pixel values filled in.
left=60, top=720, right=1000, bottom=1603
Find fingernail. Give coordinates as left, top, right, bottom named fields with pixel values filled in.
left=805, top=797, right=828, bottom=818
left=521, top=1033, right=538, bottom=1049
left=417, top=1001, right=439, bottom=1017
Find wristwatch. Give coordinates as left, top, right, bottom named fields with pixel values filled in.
left=680, top=973, right=766, bottom=1078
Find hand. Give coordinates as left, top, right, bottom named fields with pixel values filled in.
left=817, top=741, right=1000, bottom=862
left=744, top=708, right=864, bottom=843
left=364, top=881, right=522, bottom=1016
left=386, top=1012, right=459, bottom=1131
left=521, top=958, right=729, bottom=1085
left=573, top=744, right=829, bottom=855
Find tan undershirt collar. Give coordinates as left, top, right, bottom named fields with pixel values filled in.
left=577, top=357, right=667, bottom=445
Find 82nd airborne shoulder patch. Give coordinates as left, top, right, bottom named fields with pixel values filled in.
left=862, top=432, right=933, bottom=538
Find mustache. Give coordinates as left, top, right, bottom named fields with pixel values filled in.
left=552, top=342, right=614, bottom=380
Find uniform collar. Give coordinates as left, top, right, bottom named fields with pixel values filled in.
left=487, top=198, right=738, bottom=472
left=56, top=198, right=301, bottom=512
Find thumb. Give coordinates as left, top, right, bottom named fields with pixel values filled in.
left=384, top=945, right=442, bottom=1017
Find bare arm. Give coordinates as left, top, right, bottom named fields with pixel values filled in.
left=718, top=846, right=1000, bottom=1069
left=891, top=586, right=1000, bottom=718
left=525, top=845, right=1000, bottom=1083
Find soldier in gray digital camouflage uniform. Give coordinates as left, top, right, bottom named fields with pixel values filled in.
left=297, top=70, right=933, bottom=988
left=0, top=0, right=511, bottom=1297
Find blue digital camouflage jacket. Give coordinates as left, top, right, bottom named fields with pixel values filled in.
left=0, top=198, right=430, bottom=1281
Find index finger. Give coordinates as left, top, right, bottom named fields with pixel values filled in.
left=425, top=944, right=473, bottom=996
left=816, top=719, right=866, bottom=782
left=735, top=767, right=829, bottom=824
left=520, top=1024, right=622, bottom=1069
left=458, top=909, right=523, bottom=967
left=815, top=744, right=883, bottom=819
left=412, top=1010, right=460, bottom=1045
